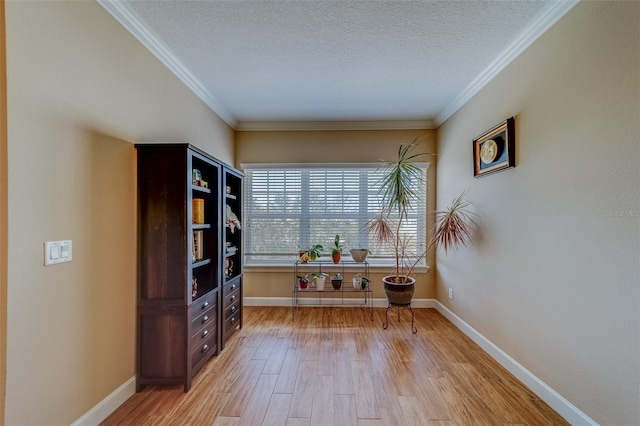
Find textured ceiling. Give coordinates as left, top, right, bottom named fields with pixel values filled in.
left=100, top=0, right=578, bottom=130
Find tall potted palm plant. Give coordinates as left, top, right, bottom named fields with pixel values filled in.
left=365, top=138, right=477, bottom=306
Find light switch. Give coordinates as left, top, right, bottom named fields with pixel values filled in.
left=45, top=240, right=72, bottom=265
left=60, top=242, right=70, bottom=259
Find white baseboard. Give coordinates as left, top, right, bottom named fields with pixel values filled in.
left=71, top=376, right=136, bottom=426
left=434, top=301, right=598, bottom=426
left=243, top=297, right=435, bottom=309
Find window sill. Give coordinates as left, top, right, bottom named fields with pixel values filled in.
left=244, top=264, right=430, bottom=274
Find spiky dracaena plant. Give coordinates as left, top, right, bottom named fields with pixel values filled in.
left=365, top=139, right=477, bottom=283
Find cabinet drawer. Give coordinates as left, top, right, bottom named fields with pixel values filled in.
left=223, top=299, right=240, bottom=320
left=191, top=306, right=216, bottom=331
left=190, top=318, right=217, bottom=349
left=189, top=292, right=217, bottom=321
left=191, top=333, right=217, bottom=368
left=223, top=284, right=240, bottom=309
left=224, top=310, right=241, bottom=332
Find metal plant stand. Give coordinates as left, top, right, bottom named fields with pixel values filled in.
left=382, top=302, right=417, bottom=334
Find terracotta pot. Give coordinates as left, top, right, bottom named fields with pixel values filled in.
left=382, top=275, right=415, bottom=306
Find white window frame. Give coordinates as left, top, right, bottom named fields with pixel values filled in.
left=241, top=162, right=429, bottom=268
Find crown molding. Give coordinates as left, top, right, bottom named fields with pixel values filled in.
left=435, top=0, right=580, bottom=126
left=99, top=0, right=578, bottom=132
left=97, top=0, right=237, bottom=128
left=236, top=119, right=435, bottom=132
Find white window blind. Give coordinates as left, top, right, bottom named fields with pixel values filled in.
left=242, top=163, right=428, bottom=266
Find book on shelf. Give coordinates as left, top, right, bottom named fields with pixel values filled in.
left=193, top=198, right=205, bottom=224
left=193, top=230, right=204, bottom=261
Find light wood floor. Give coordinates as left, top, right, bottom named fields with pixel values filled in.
left=102, top=306, right=568, bottom=425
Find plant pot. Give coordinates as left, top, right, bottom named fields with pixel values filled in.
left=350, top=249, right=369, bottom=263
left=299, top=251, right=310, bottom=263
left=382, top=275, right=415, bottom=306
left=332, top=250, right=341, bottom=264
left=352, top=276, right=360, bottom=289
left=331, top=278, right=342, bottom=290
left=315, top=276, right=326, bottom=291
left=298, top=279, right=309, bottom=290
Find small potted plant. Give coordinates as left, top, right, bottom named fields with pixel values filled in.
left=351, top=273, right=371, bottom=290
left=331, top=234, right=343, bottom=264
left=330, top=273, right=343, bottom=290
left=306, top=272, right=328, bottom=291
left=349, top=248, right=371, bottom=263
left=298, top=244, right=323, bottom=263
left=297, top=275, right=309, bottom=290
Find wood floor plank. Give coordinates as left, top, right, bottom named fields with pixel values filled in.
left=218, top=359, right=266, bottom=417
left=263, top=337, right=291, bottom=375
left=334, top=394, right=359, bottom=426
left=371, top=373, right=408, bottom=426
left=398, top=395, right=431, bottom=426
left=358, top=420, right=385, bottom=426
left=100, top=307, right=569, bottom=426
left=238, top=374, right=279, bottom=425
left=211, top=416, right=240, bottom=426
left=317, top=338, right=335, bottom=376
left=333, top=339, right=354, bottom=394
left=288, top=359, right=318, bottom=418
left=448, top=396, right=502, bottom=425
left=416, top=377, right=453, bottom=422
left=163, top=387, right=227, bottom=425
left=285, top=417, right=311, bottom=426
left=274, top=347, right=302, bottom=394
left=252, top=329, right=280, bottom=360
left=310, top=375, right=334, bottom=425
left=351, top=359, right=379, bottom=419
left=262, top=393, right=293, bottom=426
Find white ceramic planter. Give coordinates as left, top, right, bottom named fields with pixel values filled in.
left=350, top=249, right=369, bottom=263
left=315, top=276, right=326, bottom=291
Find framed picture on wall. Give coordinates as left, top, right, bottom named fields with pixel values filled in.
left=473, top=117, right=515, bottom=177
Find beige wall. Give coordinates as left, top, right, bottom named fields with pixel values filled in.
left=236, top=129, right=437, bottom=300
left=436, top=2, right=639, bottom=424
left=0, top=0, right=7, bottom=423
left=4, top=1, right=233, bottom=424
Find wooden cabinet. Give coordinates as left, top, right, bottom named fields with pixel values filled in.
left=222, top=167, right=243, bottom=347
left=135, top=144, right=242, bottom=391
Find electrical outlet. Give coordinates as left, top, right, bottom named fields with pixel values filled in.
left=448, top=288, right=454, bottom=300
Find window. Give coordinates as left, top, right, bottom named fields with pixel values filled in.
left=242, top=163, right=428, bottom=266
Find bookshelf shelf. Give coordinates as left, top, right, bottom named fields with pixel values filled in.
left=192, top=185, right=212, bottom=194
left=192, top=224, right=211, bottom=230
left=192, top=259, right=211, bottom=268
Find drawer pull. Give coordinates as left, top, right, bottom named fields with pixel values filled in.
left=201, top=329, right=209, bottom=338
left=202, top=301, right=209, bottom=309
left=231, top=284, right=236, bottom=290
left=202, top=344, right=209, bottom=353
left=231, top=306, right=236, bottom=313
left=202, top=315, right=209, bottom=323
left=230, top=295, right=236, bottom=301
left=230, top=316, right=236, bottom=324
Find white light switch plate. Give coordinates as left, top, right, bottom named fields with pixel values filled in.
left=44, top=240, right=72, bottom=265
